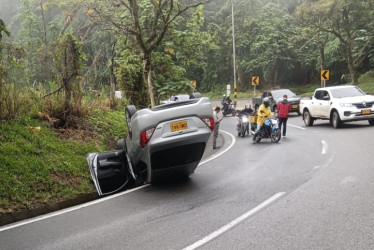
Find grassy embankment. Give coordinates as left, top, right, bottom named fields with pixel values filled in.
left=0, top=108, right=127, bottom=214
left=1, top=71, right=373, bottom=216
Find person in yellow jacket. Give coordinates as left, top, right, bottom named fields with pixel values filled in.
left=252, top=97, right=273, bottom=141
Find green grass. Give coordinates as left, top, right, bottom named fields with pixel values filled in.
left=0, top=109, right=127, bottom=213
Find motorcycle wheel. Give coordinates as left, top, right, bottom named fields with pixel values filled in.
left=253, top=134, right=261, bottom=142
left=271, top=129, right=281, bottom=143
left=232, top=110, right=237, bottom=116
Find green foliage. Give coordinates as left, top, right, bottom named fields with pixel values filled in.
left=157, top=80, right=195, bottom=100
left=0, top=108, right=127, bottom=212
left=115, top=47, right=149, bottom=108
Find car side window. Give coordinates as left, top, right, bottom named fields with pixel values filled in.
left=315, top=90, right=323, bottom=100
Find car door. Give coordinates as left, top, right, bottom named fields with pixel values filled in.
left=313, top=90, right=331, bottom=118
left=87, top=149, right=135, bottom=196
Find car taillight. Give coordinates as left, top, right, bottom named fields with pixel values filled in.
left=140, top=128, right=155, bottom=148
left=201, top=117, right=214, bottom=131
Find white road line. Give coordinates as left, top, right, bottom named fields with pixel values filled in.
left=182, top=192, right=286, bottom=250
left=321, top=140, right=328, bottom=154
left=199, top=130, right=235, bottom=166
left=0, top=131, right=235, bottom=232
left=288, top=124, right=305, bottom=130
left=0, top=185, right=149, bottom=232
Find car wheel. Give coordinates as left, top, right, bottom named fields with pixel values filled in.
left=271, top=129, right=281, bottom=143
left=369, top=119, right=374, bottom=126
left=125, top=105, right=137, bottom=139
left=332, top=111, right=342, bottom=128
left=189, top=92, right=202, bottom=99
left=303, top=110, right=314, bottom=126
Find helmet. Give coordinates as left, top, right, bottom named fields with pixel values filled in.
left=263, top=97, right=270, bottom=107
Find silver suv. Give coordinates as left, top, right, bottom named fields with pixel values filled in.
left=87, top=93, right=214, bottom=196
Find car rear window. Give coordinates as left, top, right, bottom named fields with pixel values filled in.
left=151, top=99, right=200, bottom=111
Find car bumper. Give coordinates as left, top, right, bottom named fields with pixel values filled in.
left=339, top=108, right=374, bottom=121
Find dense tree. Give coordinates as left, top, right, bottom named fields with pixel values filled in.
left=88, top=0, right=211, bottom=107
left=296, top=0, right=373, bottom=84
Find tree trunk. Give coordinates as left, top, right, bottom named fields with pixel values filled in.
left=345, top=44, right=357, bottom=84
left=143, top=54, right=156, bottom=107
left=109, top=43, right=116, bottom=106
left=319, top=45, right=325, bottom=87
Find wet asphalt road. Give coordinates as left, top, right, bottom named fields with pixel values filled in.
left=1, top=115, right=374, bottom=250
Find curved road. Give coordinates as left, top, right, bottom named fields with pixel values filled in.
left=1, top=115, right=374, bottom=249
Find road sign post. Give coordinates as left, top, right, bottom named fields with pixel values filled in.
left=321, top=70, right=329, bottom=87
left=252, top=76, right=259, bottom=95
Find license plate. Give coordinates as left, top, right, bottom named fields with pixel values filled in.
left=292, top=105, right=298, bottom=109
left=361, top=109, right=371, bottom=115
left=170, top=120, right=188, bottom=132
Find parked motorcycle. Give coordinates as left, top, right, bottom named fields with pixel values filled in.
left=251, top=117, right=281, bottom=143
left=222, top=102, right=237, bottom=116
left=236, top=114, right=250, bottom=137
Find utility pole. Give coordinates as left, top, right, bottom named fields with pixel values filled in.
left=231, top=0, right=237, bottom=105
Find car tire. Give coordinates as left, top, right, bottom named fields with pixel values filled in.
left=369, top=119, right=374, bottom=126
left=332, top=111, right=342, bottom=128
left=189, top=92, right=202, bottom=99
left=125, top=105, right=137, bottom=139
left=303, top=110, right=314, bottom=126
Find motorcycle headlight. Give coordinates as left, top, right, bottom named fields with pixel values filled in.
left=242, top=116, right=248, bottom=122
left=340, top=103, right=353, bottom=108
left=271, top=119, right=278, bottom=125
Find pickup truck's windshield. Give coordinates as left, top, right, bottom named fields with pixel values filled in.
left=330, top=87, right=365, bottom=98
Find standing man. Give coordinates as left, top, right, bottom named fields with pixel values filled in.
left=277, top=94, right=291, bottom=137
left=213, top=106, right=223, bottom=149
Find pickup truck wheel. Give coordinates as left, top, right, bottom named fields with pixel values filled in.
left=303, top=110, right=314, bottom=126
left=369, top=119, right=374, bottom=126
left=332, top=111, right=342, bottom=128
left=125, top=105, right=137, bottom=139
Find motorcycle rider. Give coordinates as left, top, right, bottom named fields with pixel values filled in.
left=238, top=104, right=253, bottom=136
left=252, top=98, right=273, bottom=141
left=222, top=95, right=232, bottom=114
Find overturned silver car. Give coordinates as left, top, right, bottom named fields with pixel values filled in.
left=87, top=93, right=214, bottom=196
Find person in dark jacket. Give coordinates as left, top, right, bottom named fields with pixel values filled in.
left=277, top=94, right=291, bottom=137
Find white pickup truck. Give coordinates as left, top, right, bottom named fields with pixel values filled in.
left=299, top=85, right=374, bottom=128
